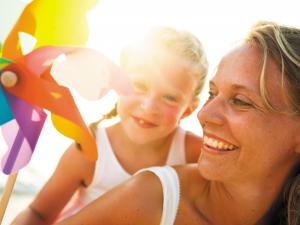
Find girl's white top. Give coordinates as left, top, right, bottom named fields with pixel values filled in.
left=58, top=126, right=186, bottom=220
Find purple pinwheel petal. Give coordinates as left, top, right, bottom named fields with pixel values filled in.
left=5, top=93, right=47, bottom=149
left=1, top=120, right=31, bottom=174
left=1, top=92, right=46, bottom=174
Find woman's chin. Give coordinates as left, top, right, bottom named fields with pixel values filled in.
left=197, top=155, right=231, bottom=181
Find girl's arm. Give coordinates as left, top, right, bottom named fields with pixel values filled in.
left=10, top=143, right=95, bottom=225
left=55, top=171, right=163, bottom=225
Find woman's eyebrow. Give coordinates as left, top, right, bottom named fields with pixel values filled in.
left=209, top=80, right=261, bottom=100
left=230, top=84, right=260, bottom=97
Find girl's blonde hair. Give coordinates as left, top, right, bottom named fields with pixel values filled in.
left=90, top=26, right=208, bottom=134
left=121, top=26, right=208, bottom=99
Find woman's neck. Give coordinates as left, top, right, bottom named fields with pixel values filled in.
left=195, top=160, right=297, bottom=225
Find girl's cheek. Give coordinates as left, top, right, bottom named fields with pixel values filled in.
left=161, top=105, right=182, bottom=122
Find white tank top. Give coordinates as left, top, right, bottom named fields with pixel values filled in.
left=138, top=166, right=180, bottom=225
left=58, top=126, right=186, bottom=220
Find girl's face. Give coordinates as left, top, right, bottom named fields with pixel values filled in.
left=117, top=50, right=198, bottom=145
left=197, top=43, right=300, bottom=183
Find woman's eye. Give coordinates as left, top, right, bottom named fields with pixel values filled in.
left=231, top=98, right=253, bottom=107
left=208, top=91, right=216, bottom=100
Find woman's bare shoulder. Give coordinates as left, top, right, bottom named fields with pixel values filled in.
left=175, top=164, right=208, bottom=196
left=56, top=171, right=164, bottom=225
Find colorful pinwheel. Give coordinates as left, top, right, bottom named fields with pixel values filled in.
left=0, top=0, right=106, bottom=221
left=0, top=47, right=99, bottom=175
left=0, top=0, right=100, bottom=175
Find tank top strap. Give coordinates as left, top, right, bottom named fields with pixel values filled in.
left=137, top=166, right=180, bottom=225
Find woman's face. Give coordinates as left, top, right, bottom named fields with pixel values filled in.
left=197, top=43, right=300, bottom=183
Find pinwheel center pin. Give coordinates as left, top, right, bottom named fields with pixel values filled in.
left=0, top=71, right=18, bottom=88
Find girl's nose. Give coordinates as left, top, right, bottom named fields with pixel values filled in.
left=197, top=96, right=225, bottom=128
left=140, top=95, right=159, bottom=114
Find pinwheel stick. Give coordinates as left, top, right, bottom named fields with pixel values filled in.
left=0, top=173, right=18, bottom=224
left=0, top=71, right=18, bottom=224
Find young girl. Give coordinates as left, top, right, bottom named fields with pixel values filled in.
left=11, top=26, right=208, bottom=224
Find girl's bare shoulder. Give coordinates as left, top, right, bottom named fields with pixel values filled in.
left=185, top=131, right=203, bottom=163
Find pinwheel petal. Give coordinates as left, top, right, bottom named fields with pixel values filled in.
left=0, top=85, right=13, bottom=125
left=3, top=59, right=97, bottom=161
left=51, top=114, right=97, bottom=160
left=2, top=0, right=99, bottom=61
left=22, top=46, right=133, bottom=100
left=0, top=58, right=13, bottom=70
left=50, top=48, right=133, bottom=100
left=1, top=93, right=46, bottom=174
left=23, top=46, right=76, bottom=77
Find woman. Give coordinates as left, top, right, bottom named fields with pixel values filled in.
left=55, top=21, right=300, bottom=225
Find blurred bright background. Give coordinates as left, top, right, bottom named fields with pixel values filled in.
left=0, top=0, right=300, bottom=223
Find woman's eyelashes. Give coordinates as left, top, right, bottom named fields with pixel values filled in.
left=229, top=96, right=253, bottom=108
left=207, top=90, right=254, bottom=108
left=208, top=90, right=216, bottom=100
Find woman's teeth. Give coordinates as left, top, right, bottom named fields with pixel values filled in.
left=204, top=136, right=236, bottom=151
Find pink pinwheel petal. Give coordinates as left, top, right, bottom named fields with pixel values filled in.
left=50, top=47, right=133, bottom=100
left=1, top=120, right=32, bottom=174
left=24, top=46, right=76, bottom=76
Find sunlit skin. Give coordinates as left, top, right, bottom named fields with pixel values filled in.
left=53, top=42, right=300, bottom=225
left=195, top=42, right=300, bottom=224
left=197, top=42, right=300, bottom=183
left=9, top=42, right=203, bottom=225
left=117, top=49, right=198, bottom=145
left=104, top=48, right=200, bottom=174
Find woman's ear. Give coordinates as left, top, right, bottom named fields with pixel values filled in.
left=180, top=99, right=200, bottom=119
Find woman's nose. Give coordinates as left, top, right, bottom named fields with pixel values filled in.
left=197, top=96, right=225, bottom=128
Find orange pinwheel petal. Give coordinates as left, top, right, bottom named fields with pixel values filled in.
left=2, top=0, right=99, bottom=61
left=3, top=62, right=97, bottom=161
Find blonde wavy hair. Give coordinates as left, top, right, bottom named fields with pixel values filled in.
left=247, top=21, right=300, bottom=225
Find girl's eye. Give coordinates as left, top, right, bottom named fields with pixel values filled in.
left=163, top=95, right=178, bottom=103
left=133, top=82, right=147, bottom=93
